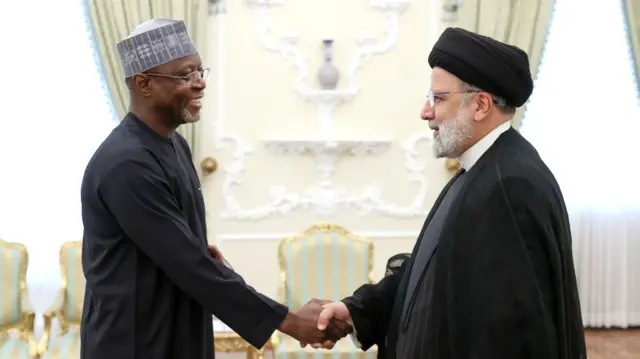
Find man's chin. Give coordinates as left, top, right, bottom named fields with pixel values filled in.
left=184, top=115, right=201, bottom=123
left=433, top=137, right=467, bottom=159
left=432, top=143, right=449, bottom=158
left=180, top=109, right=201, bottom=124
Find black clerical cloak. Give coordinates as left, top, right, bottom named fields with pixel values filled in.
left=343, top=128, right=587, bottom=359
left=79, top=113, right=288, bottom=359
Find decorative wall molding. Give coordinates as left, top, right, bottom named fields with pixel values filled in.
left=217, top=230, right=419, bottom=242
left=217, top=132, right=431, bottom=220
left=246, top=0, right=409, bottom=137
left=208, top=0, right=227, bottom=15
left=211, top=0, right=434, bottom=221
left=255, top=139, right=392, bottom=218
left=442, top=0, right=462, bottom=23
left=263, top=139, right=392, bottom=179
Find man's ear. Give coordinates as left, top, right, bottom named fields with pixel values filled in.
left=473, top=92, right=492, bottom=122
left=133, top=74, right=152, bottom=97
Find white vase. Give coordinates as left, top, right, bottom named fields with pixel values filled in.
left=317, top=39, right=340, bottom=90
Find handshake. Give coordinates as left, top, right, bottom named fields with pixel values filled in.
left=278, top=298, right=353, bottom=349
left=208, top=247, right=353, bottom=348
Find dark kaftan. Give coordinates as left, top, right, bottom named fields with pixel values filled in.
left=343, top=128, right=587, bottom=359
left=80, top=113, right=288, bottom=359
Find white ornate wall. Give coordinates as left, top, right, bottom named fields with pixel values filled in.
left=198, top=0, right=451, bottom=298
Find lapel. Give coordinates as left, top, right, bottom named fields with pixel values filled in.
left=400, top=128, right=522, bottom=286
left=399, top=130, right=519, bottom=298
left=387, top=168, right=467, bottom=335
left=405, top=128, right=519, bottom=260
left=385, top=129, right=522, bottom=350
left=407, top=168, right=466, bottom=263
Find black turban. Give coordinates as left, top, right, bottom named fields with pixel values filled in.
left=428, top=27, right=534, bottom=108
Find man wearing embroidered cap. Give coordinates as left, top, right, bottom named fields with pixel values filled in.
left=313, top=28, right=587, bottom=359
left=79, top=18, right=350, bottom=359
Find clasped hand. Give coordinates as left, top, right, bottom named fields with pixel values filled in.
left=283, top=299, right=353, bottom=350
left=207, top=247, right=352, bottom=350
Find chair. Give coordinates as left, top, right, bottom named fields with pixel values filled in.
left=38, top=241, right=84, bottom=359
left=270, top=223, right=377, bottom=359
left=0, top=238, right=37, bottom=359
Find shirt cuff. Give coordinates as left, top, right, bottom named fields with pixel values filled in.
left=348, top=322, right=363, bottom=348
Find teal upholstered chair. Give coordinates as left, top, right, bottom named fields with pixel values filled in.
left=0, top=238, right=38, bottom=359
left=38, top=241, right=84, bottom=359
left=270, top=223, right=377, bottom=359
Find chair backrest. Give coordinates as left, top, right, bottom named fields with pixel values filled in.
left=277, top=224, right=373, bottom=309
left=59, top=241, right=85, bottom=325
left=0, top=238, right=27, bottom=329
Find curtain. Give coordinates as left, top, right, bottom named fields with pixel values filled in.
left=623, top=0, right=640, bottom=94
left=84, top=0, right=209, bottom=156
left=573, top=211, right=640, bottom=327
left=0, top=0, right=118, bottom=341
left=520, top=0, right=640, bottom=327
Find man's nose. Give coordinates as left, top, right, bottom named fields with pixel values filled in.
left=193, top=77, right=206, bottom=90
left=421, top=102, right=434, bottom=121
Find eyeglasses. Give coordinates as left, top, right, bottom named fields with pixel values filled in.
left=144, top=68, right=210, bottom=83
left=427, top=89, right=507, bottom=107
left=427, top=90, right=479, bottom=105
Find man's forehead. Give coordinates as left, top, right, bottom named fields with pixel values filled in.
left=431, top=67, right=460, bottom=90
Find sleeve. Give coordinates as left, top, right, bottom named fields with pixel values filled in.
left=447, top=177, right=559, bottom=359
left=99, top=158, right=289, bottom=349
left=348, top=329, right=362, bottom=348
left=341, top=259, right=408, bottom=350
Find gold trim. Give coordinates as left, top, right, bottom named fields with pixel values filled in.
left=201, top=156, right=218, bottom=175
left=445, top=158, right=461, bottom=171
left=276, top=223, right=375, bottom=291
left=214, top=332, right=266, bottom=359
left=0, top=238, right=38, bottom=359
left=271, top=223, right=375, bottom=357
left=38, top=241, right=82, bottom=356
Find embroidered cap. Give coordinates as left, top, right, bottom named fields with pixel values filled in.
left=116, top=18, right=198, bottom=78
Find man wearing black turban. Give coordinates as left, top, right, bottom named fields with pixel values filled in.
left=313, top=28, right=587, bottom=359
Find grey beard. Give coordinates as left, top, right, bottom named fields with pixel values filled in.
left=181, top=108, right=200, bottom=123
left=432, top=110, right=474, bottom=158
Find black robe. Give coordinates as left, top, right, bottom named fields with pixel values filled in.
left=343, top=128, right=587, bottom=359
left=79, top=113, right=288, bottom=359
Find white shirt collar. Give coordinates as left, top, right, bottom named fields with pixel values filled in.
left=458, top=121, right=512, bottom=170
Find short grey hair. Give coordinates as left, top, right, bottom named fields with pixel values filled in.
left=460, top=81, right=516, bottom=114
